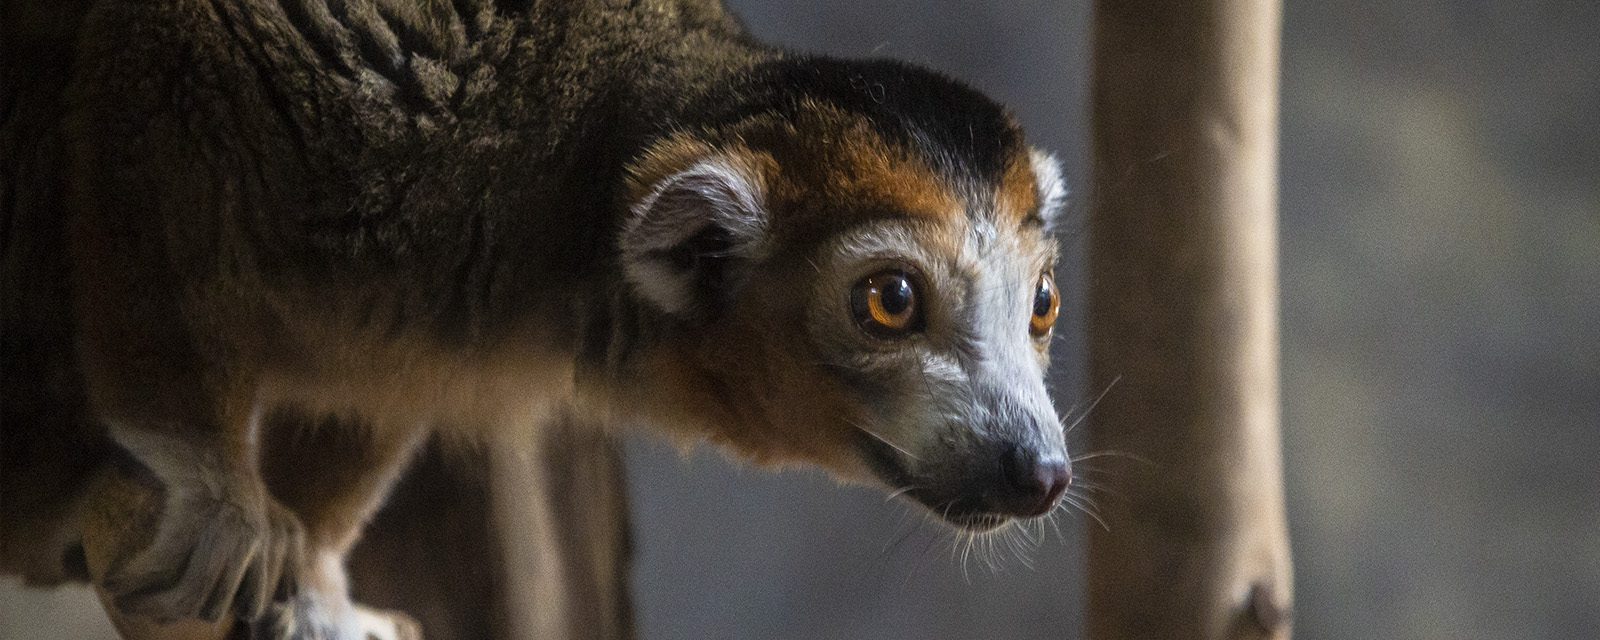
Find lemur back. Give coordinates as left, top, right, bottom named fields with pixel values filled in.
left=1, top=1, right=1073, bottom=637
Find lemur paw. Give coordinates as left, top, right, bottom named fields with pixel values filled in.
left=100, top=489, right=305, bottom=623
left=351, top=605, right=423, bottom=640
left=253, top=596, right=423, bottom=640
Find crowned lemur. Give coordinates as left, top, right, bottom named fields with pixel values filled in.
left=0, top=0, right=1073, bottom=637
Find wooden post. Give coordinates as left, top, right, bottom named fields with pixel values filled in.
left=1086, top=1, right=1293, bottom=638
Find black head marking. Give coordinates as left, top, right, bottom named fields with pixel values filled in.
left=688, top=56, right=1024, bottom=186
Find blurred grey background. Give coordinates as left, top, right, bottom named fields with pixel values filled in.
left=4, top=1, right=1597, bottom=639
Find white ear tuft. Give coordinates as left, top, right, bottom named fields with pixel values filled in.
left=1029, top=148, right=1068, bottom=229
left=620, top=156, right=770, bottom=316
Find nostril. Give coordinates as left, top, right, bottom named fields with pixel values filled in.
left=999, top=446, right=1071, bottom=517
left=1039, top=459, right=1071, bottom=505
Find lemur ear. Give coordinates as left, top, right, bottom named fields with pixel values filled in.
left=620, top=153, right=772, bottom=317
left=1029, top=147, right=1068, bottom=230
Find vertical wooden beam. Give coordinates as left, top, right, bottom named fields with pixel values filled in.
left=1087, top=1, right=1293, bottom=639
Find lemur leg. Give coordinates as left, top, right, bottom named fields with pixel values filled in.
left=80, top=453, right=242, bottom=640
left=93, top=409, right=305, bottom=626
left=343, top=418, right=636, bottom=640
left=253, top=414, right=429, bottom=640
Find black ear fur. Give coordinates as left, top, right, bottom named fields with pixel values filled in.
left=620, top=157, right=769, bottom=317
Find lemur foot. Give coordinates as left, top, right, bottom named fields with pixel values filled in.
left=351, top=605, right=424, bottom=640
left=253, top=595, right=423, bottom=640
left=100, top=489, right=305, bottom=623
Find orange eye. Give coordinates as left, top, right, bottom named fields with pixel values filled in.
left=851, top=271, right=921, bottom=337
left=1030, top=273, right=1060, bottom=338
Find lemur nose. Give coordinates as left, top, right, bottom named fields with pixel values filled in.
left=996, top=445, right=1071, bottom=517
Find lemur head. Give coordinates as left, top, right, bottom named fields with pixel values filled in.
left=618, top=58, right=1069, bottom=531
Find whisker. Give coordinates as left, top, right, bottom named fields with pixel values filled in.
left=1064, top=375, right=1121, bottom=434
left=1064, top=499, right=1103, bottom=525
left=844, top=417, right=921, bottom=461
left=882, top=505, right=926, bottom=557
left=1060, top=494, right=1110, bottom=531
left=898, top=508, right=944, bottom=589
left=999, top=522, right=1030, bottom=571
left=909, top=513, right=945, bottom=580
left=984, top=530, right=1003, bottom=572
left=884, top=485, right=920, bottom=502
left=1069, top=482, right=1122, bottom=501
left=1012, top=537, right=1037, bottom=570
left=906, top=343, right=945, bottom=412
left=1070, top=449, right=1152, bottom=465
left=1026, top=518, right=1045, bottom=547
left=959, top=530, right=975, bottom=582
left=1045, top=509, right=1066, bottom=543
left=1064, top=484, right=1103, bottom=508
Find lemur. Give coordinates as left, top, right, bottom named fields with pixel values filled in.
left=0, top=0, right=1071, bottom=637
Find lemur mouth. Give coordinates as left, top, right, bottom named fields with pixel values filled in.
left=853, top=430, right=1014, bottom=532
left=944, top=512, right=1010, bottom=532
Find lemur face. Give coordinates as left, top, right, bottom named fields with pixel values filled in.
left=621, top=69, right=1068, bottom=531
left=799, top=205, right=1066, bottom=531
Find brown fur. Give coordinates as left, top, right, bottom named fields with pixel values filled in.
left=807, top=104, right=965, bottom=221
left=2, top=0, right=1063, bottom=636
left=999, top=148, right=1045, bottom=224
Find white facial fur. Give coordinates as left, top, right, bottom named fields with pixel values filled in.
left=1029, top=147, right=1069, bottom=231
left=806, top=214, right=1064, bottom=485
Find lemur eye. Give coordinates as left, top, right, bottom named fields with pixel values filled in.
left=1030, top=272, right=1060, bottom=338
left=851, top=271, right=921, bottom=338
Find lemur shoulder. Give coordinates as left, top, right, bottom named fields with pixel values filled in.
left=0, top=0, right=1072, bottom=637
